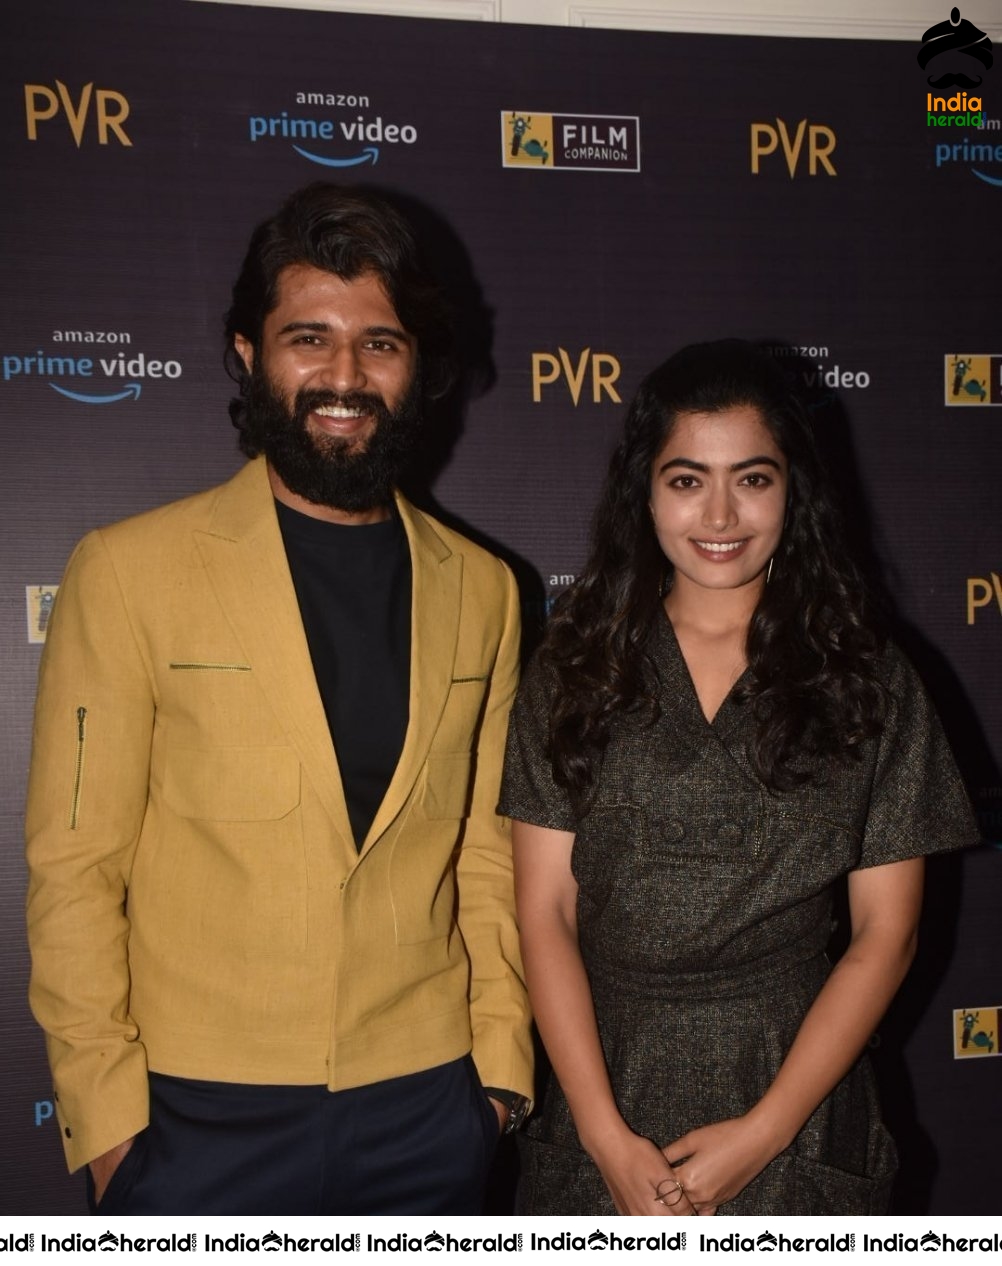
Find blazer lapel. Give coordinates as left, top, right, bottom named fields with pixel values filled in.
left=361, top=494, right=462, bottom=851
left=193, top=459, right=357, bottom=858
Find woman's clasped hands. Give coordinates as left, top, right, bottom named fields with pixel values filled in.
left=588, top=1126, right=706, bottom=1216
left=661, top=1111, right=783, bottom=1215
left=590, top=1111, right=783, bottom=1215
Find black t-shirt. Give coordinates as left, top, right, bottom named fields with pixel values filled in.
left=276, top=500, right=411, bottom=850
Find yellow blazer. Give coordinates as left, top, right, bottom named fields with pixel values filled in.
left=25, top=458, right=532, bottom=1172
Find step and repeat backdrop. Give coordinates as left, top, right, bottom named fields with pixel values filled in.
left=1, top=0, right=999, bottom=1216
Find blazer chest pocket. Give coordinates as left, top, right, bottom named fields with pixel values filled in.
left=422, top=752, right=473, bottom=820
left=429, top=675, right=490, bottom=754
left=163, top=746, right=301, bottom=821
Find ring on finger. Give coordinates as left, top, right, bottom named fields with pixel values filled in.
left=654, top=1176, right=685, bottom=1206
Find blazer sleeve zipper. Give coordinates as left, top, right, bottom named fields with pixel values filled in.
left=70, top=705, right=87, bottom=830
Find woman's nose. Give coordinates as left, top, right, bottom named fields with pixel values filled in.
left=703, top=484, right=737, bottom=531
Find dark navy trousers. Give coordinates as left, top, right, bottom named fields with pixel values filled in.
left=89, top=1056, right=500, bottom=1215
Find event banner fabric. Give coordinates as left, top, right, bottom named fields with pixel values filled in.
left=1, top=0, right=998, bottom=1216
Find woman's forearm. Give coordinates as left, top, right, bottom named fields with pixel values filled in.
left=519, top=901, right=627, bottom=1153
left=749, top=907, right=918, bottom=1152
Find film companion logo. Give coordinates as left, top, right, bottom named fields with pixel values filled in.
left=945, top=354, right=1002, bottom=405
left=954, top=1007, right=1000, bottom=1057
left=502, top=111, right=640, bottom=172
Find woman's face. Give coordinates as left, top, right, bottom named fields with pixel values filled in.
left=649, top=404, right=789, bottom=597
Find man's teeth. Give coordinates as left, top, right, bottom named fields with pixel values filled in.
left=695, top=541, right=743, bottom=553
left=315, top=405, right=364, bottom=418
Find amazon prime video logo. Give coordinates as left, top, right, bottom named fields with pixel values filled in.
left=248, top=96, right=418, bottom=169
left=3, top=330, right=182, bottom=405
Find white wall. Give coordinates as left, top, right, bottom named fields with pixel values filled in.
left=191, top=0, right=998, bottom=42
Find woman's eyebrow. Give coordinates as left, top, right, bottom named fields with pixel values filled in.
left=657, top=455, right=782, bottom=474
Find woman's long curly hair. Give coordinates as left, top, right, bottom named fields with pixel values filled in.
left=541, top=339, right=886, bottom=810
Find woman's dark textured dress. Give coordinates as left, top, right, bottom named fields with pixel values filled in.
left=499, top=616, right=979, bottom=1215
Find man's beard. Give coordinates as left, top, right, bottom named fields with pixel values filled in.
left=243, top=365, right=423, bottom=513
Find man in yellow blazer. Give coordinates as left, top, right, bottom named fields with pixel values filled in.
left=25, top=184, right=533, bottom=1214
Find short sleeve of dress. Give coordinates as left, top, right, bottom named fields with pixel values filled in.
left=856, top=645, right=981, bottom=870
left=498, top=652, right=577, bottom=831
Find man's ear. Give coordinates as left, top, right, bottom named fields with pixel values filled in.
left=233, top=334, right=254, bottom=375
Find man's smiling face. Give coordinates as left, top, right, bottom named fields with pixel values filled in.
left=234, top=263, right=422, bottom=519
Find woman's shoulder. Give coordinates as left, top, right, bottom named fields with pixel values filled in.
left=871, top=638, right=943, bottom=709
left=871, top=638, right=911, bottom=683
left=518, top=646, right=560, bottom=702
left=507, top=649, right=566, bottom=752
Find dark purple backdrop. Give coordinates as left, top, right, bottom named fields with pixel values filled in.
left=2, top=0, right=999, bottom=1215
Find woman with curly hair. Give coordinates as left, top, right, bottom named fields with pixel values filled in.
left=500, top=339, right=977, bottom=1216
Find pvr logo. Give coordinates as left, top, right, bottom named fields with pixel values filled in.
left=968, top=573, right=1002, bottom=624
left=25, top=82, right=132, bottom=147
left=531, top=348, right=621, bottom=405
left=750, top=119, right=836, bottom=177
